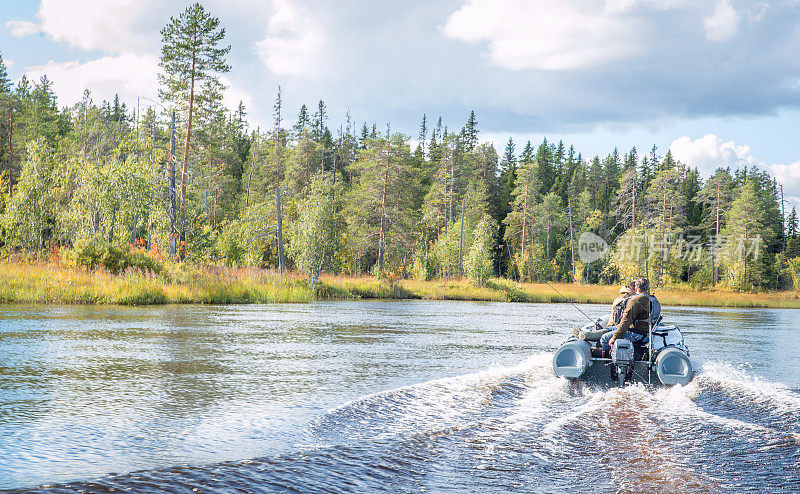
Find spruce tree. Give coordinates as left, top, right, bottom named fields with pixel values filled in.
left=788, top=207, right=798, bottom=238
left=463, top=110, right=478, bottom=151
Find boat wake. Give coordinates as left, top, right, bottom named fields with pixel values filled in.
left=16, top=356, right=800, bottom=493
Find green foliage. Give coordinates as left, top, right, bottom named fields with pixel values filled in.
left=287, top=172, right=343, bottom=286
left=3, top=139, right=56, bottom=250
left=71, top=239, right=164, bottom=275
left=0, top=12, right=793, bottom=293
left=465, top=214, right=496, bottom=282
left=158, top=3, right=231, bottom=105
left=214, top=220, right=247, bottom=266
left=788, top=257, right=800, bottom=292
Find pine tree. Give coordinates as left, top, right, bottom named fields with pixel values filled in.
left=538, top=192, right=564, bottom=264
left=0, top=53, right=12, bottom=189
left=722, top=180, right=770, bottom=289
left=506, top=155, right=540, bottom=281
left=347, top=133, right=415, bottom=275
left=614, top=155, right=639, bottom=230
left=697, top=168, right=733, bottom=285
left=159, top=2, right=230, bottom=255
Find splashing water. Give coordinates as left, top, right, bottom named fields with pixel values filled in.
left=2, top=302, right=799, bottom=493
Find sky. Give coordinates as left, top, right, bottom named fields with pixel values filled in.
left=3, top=0, right=800, bottom=209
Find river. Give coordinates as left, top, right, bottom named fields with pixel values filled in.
left=1, top=301, right=798, bottom=492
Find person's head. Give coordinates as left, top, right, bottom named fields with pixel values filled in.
left=636, top=277, right=650, bottom=294
left=619, top=286, right=633, bottom=296
left=628, top=279, right=636, bottom=291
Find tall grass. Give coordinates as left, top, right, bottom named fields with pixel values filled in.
left=0, top=261, right=314, bottom=305
left=1, top=260, right=798, bottom=308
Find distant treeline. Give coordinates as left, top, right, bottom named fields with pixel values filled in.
left=0, top=3, right=798, bottom=291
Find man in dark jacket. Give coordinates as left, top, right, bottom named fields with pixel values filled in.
left=600, top=278, right=652, bottom=350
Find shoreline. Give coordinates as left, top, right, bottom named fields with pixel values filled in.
left=1, top=261, right=799, bottom=308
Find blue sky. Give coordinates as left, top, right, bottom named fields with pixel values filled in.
left=3, top=0, right=800, bottom=207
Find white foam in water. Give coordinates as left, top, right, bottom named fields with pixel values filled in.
left=312, top=353, right=557, bottom=441
left=695, top=361, right=800, bottom=415
left=310, top=352, right=798, bottom=494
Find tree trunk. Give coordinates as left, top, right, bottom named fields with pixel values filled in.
left=546, top=219, right=551, bottom=261
left=8, top=109, right=13, bottom=196
left=246, top=160, right=253, bottom=209
left=713, top=188, right=720, bottom=287
left=568, top=193, right=575, bottom=282
left=180, top=40, right=197, bottom=259
left=743, top=224, right=748, bottom=289
left=522, top=182, right=528, bottom=281
left=632, top=169, right=636, bottom=230
left=377, top=143, right=389, bottom=275
left=458, top=196, right=465, bottom=278
left=108, top=207, right=116, bottom=244
left=276, top=180, right=285, bottom=274
left=169, top=111, right=177, bottom=257
left=130, top=214, right=138, bottom=243
left=449, top=156, right=455, bottom=226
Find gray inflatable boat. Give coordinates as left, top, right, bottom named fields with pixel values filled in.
left=552, top=319, right=695, bottom=387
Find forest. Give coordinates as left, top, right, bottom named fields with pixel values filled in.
left=1, top=2, right=799, bottom=293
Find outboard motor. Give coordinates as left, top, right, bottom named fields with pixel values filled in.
left=611, top=339, right=634, bottom=386
left=552, top=339, right=592, bottom=378
left=655, top=347, right=693, bottom=386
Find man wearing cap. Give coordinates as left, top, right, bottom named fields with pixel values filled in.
left=607, top=283, right=634, bottom=326
left=601, top=277, right=652, bottom=350
left=572, top=281, right=634, bottom=341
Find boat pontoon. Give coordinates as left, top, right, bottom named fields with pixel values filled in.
left=552, top=316, right=695, bottom=387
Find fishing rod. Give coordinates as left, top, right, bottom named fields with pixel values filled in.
left=543, top=280, right=595, bottom=323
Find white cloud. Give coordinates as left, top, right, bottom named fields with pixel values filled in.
left=220, top=75, right=253, bottom=117
left=669, top=134, right=758, bottom=175
left=25, top=53, right=159, bottom=106
left=442, top=0, right=647, bottom=71
left=6, top=20, right=41, bottom=37
left=669, top=133, right=800, bottom=208
left=255, top=0, right=324, bottom=76
left=5, top=59, right=14, bottom=70
left=770, top=160, right=800, bottom=198
left=36, top=0, right=152, bottom=53
left=704, top=0, right=739, bottom=42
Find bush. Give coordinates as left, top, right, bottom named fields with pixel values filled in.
left=788, top=257, right=800, bottom=292
left=72, top=239, right=164, bottom=275
left=214, top=220, right=247, bottom=266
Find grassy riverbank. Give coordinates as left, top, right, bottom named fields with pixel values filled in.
left=1, top=260, right=799, bottom=308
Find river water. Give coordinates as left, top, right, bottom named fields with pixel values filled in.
left=0, top=301, right=798, bottom=492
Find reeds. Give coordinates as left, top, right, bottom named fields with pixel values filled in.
left=1, top=260, right=798, bottom=308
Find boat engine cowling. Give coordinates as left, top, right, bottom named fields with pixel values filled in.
left=611, top=339, right=634, bottom=386
left=552, top=340, right=592, bottom=378
left=611, top=339, right=634, bottom=366
left=655, top=347, right=693, bottom=386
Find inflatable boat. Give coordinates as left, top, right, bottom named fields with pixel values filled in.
left=552, top=318, right=695, bottom=387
